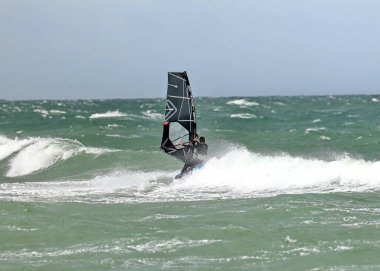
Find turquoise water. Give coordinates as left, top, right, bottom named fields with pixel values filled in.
left=1, top=96, right=380, bottom=270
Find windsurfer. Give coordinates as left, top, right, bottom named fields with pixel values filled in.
left=175, top=136, right=208, bottom=179
left=160, top=71, right=204, bottom=179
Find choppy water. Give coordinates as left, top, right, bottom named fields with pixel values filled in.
left=1, top=96, right=380, bottom=270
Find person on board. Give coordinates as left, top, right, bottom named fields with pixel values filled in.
left=195, top=136, right=208, bottom=160
left=175, top=135, right=208, bottom=179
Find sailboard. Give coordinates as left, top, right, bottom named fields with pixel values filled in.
left=161, top=71, right=197, bottom=163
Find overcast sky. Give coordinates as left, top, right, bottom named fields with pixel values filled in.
left=1, top=0, right=380, bottom=100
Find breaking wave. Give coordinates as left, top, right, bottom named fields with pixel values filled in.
left=89, top=110, right=130, bottom=119
left=179, top=149, right=380, bottom=195
left=230, top=113, right=257, bottom=119
left=0, top=135, right=118, bottom=177
left=89, top=110, right=162, bottom=121
left=2, top=148, right=380, bottom=203
left=226, top=99, right=259, bottom=107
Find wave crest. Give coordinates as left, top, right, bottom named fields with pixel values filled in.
left=3, top=149, right=380, bottom=202
left=0, top=135, right=118, bottom=177
left=179, top=149, right=380, bottom=195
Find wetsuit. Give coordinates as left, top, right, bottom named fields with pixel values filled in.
left=194, top=143, right=208, bottom=158
left=175, top=143, right=208, bottom=179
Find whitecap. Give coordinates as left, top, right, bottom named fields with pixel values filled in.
left=33, top=109, right=49, bottom=116
left=230, top=113, right=256, bottom=119
left=284, top=236, right=297, bottom=243
left=49, top=110, right=66, bottom=114
left=227, top=99, right=259, bottom=107
left=106, top=134, right=127, bottom=138
left=128, top=238, right=220, bottom=253
left=89, top=110, right=129, bottom=119
left=304, top=127, right=326, bottom=134
left=344, top=122, right=355, bottom=126
left=107, top=124, right=122, bottom=128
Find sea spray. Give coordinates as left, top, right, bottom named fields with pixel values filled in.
left=2, top=148, right=380, bottom=203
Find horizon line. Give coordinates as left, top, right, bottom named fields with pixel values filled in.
left=2, top=92, right=380, bottom=102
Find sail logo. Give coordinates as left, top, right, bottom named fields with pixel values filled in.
left=165, top=99, right=177, bottom=120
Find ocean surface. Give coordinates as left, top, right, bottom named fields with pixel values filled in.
left=1, top=95, right=380, bottom=270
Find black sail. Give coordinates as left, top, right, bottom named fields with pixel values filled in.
left=165, top=72, right=196, bottom=134
left=161, top=71, right=197, bottom=163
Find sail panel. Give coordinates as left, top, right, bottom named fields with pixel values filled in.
left=165, top=72, right=196, bottom=134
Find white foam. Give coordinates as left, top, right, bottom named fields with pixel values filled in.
left=1, top=136, right=117, bottom=177
left=0, top=135, right=35, bottom=161
left=78, top=146, right=119, bottom=155
left=320, top=135, right=331, bottom=141
left=230, top=113, right=256, bottom=119
left=128, top=238, right=220, bottom=253
left=0, top=237, right=220, bottom=260
left=107, top=124, right=122, bottom=128
left=284, top=236, right=297, bottom=243
left=227, top=99, right=259, bottom=107
left=49, top=110, right=66, bottom=114
left=106, top=134, right=124, bottom=138
left=305, top=127, right=326, bottom=134
left=89, top=110, right=129, bottom=119
left=344, top=122, right=355, bottom=126
left=33, top=109, right=49, bottom=116
left=371, top=98, right=380, bottom=102
left=105, top=134, right=138, bottom=139
left=333, top=246, right=353, bottom=251
left=172, top=149, right=380, bottom=198
left=0, top=170, right=170, bottom=201
left=4, top=149, right=380, bottom=202
left=6, top=139, right=76, bottom=177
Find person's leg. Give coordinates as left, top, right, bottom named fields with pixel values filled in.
left=175, top=163, right=194, bottom=179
